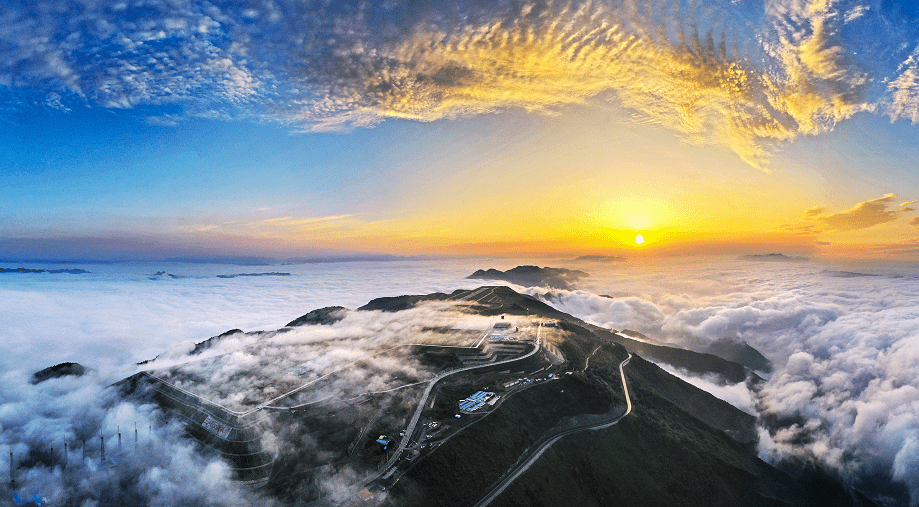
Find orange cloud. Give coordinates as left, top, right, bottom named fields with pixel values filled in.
left=806, top=194, right=909, bottom=231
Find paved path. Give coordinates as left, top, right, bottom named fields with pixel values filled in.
left=371, top=323, right=543, bottom=482
left=472, top=353, right=632, bottom=507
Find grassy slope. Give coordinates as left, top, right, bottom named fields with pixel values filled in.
left=388, top=373, right=616, bottom=507
left=490, top=356, right=876, bottom=507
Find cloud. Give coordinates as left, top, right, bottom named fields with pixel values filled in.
left=535, top=260, right=919, bottom=505
left=0, top=368, right=274, bottom=506
left=844, top=5, right=869, bottom=23
left=805, top=193, right=910, bottom=231
left=0, top=1, right=263, bottom=113
left=889, top=47, right=919, bottom=124
left=804, top=206, right=827, bottom=217
left=142, top=301, right=497, bottom=411
left=0, top=261, right=492, bottom=504
left=0, top=0, right=895, bottom=169
left=0, top=260, right=481, bottom=373
left=285, top=0, right=874, bottom=169
left=4, top=256, right=919, bottom=504
left=180, top=214, right=366, bottom=240
left=780, top=223, right=821, bottom=236
left=651, top=360, right=758, bottom=415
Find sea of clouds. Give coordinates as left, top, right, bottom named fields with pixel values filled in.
left=538, top=257, right=919, bottom=506
left=2, top=257, right=918, bottom=505
left=0, top=259, right=486, bottom=505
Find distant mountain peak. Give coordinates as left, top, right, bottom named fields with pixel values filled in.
left=738, top=253, right=808, bottom=262
left=467, top=265, right=588, bottom=290
left=571, top=255, right=626, bottom=262
left=31, top=362, right=86, bottom=384
left=704, top=338, right=772, bottom=373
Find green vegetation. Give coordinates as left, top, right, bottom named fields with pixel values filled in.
left=416, top=350, right=464, bottom=371
left=590, top=325, right=750, bottom=383
left=388, top=374, right=615, bottom=507
left=625, top=356, right=757, bottom=442
left=553, top=320, right=629, bottom=370
left=490, top=357, right=877, bottom=507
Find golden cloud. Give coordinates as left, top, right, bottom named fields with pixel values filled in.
left=806, top=193, right=910, bottom=232
left=294, top=0, right=869, bottom=170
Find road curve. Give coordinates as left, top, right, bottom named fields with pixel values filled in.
left=472, top=353, right=632, bottom=507
left=370, top=323, right=544, bottom=483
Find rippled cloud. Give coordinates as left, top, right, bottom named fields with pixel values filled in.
left=1, top=0, right=916, bottom=168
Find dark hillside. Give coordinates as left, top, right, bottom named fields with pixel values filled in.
left=389, top=371, right=623, bottom=507
left=31, top=362, right=86, bottom=384
left=359, top=286, right=591, bottom=324
left=285, top=306, right=348, bottom=326
left=704, top=339, right=773, bottom=373
left=467, top=265, right=588, bottom=290
left=358, top=292, right=453, bottom=312
left=490, top=359, right=876, bottom=507
left=625, top=355, right=757, bottom=442
left=589, top=325, right=752, bottom=383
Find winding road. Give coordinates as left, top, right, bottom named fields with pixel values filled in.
left=472, top=353, right=632, bottom=507
left=370, top=323, right=543, bottom=483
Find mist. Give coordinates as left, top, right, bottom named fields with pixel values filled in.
left=536, top=257, right=919, bottom=506
left=3, top=257, right=919, bottom=505
left=0, top=259, right=521, bottom=505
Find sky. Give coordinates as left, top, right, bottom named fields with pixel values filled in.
left=2, top=0, right=919, bottom=259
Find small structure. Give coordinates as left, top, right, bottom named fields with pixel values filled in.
left=376, top=435, right=390, bottom=449
left=358, top=489, right=374, bottom=501
left=201, top=416, right=232, bottom=440
left=459, top=391, right=496, bottom=412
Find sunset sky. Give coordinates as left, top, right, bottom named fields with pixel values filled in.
left=2, top=0, right=919, bottom=260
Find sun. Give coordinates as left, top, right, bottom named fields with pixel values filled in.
left=635, top=234, right=645, bottom=245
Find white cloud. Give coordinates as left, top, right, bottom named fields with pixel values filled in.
left=651, top=361, right=759, bottom=415
left=0, top=368, right=272, bottom=506
left=1, top=0, right=908, bottom=168
left=3, top=257, right=919, bottom=504
left=539, top=259, right=919, bottom=505
left=0, top=259, right=492, bottom=504
left=889, top=47, right=919, bottom=124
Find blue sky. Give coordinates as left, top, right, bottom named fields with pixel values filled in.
left=2, top=0, right=919, bottom=260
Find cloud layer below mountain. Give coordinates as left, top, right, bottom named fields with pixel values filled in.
left=538, top=258, right=919, bottom=505
left=2, top=257, right=919, bottom=504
